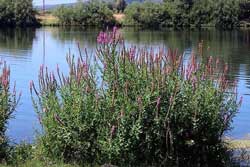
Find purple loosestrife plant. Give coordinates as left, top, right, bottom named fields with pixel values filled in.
left=31, top=28, right=240, bottom=166
left=0, top=61, right=21, bottom=160
left=31, top=51, right=101, bottom=163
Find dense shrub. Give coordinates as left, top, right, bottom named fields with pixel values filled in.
left=169, top=0, right=193, bottom=27
left=7, top=143, right=33, bottom=165
left=0, top=0, right=38, bottom=27
left=124, top=2, right=172, bottom=28
left=0, top=0, right=14, bottom=26
left=124, top=0, right=243, bottom=29
left=0, top=62, right=20, bottom=161
left=190, top=0, right=214, bottom=27
left=31, top=28, right=240, bottom=166
left=53, top=1, right=116, bottom=26
left=239, top=0, right=250, bottom=21
left=213, top=0, right=240, bottom=29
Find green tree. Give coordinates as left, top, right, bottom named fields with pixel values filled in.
left=213, top=0, right=240, bottom=29
left=0, top=0, right=38, bottom=27
left=124, top=2, right=172, bottom=28
left=13, top=0, right=38, bottom=26
left=190, top=0, right=214, bottom=27
left=115, top=0, right=127, bottom=13
left=53, top=1, right=115, bottom=26
left=0, top=0, right=14, bottom=26
left=239, top=0, right=250, bottom=21
left=165, top=0, right=194, bottom=27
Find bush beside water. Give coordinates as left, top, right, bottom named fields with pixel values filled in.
left=0, top=0, right=38, bottom=27
left=28, top=28, right=241, bottom=166
left=124, top=0, right=249, bottom=28
left=53, top=1, right=116, bottom=27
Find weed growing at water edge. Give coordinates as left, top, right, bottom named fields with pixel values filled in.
left=31, top=27, right=241, bottom=166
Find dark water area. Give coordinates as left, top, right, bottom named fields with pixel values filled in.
left=0, top=27, right=249, bottom=143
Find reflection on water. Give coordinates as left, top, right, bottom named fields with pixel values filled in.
left=0, top=27, right=250, bottom=142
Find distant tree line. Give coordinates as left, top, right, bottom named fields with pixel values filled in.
left=0, top=0, right=39, bottom=27
left=124, top=0, right=250, bottom=29
left=1, top=0, right=248, bottom=28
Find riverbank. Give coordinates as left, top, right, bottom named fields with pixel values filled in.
left=36, top=13, right=125, bottom=26
left=36, top=13, right=59, bottom=26
left=36, top=12, right=250, bottom=29
left=229, top=140, right=250, bottom=149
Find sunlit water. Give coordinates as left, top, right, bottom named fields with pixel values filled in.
left=0, top=27, right=249, bottom=143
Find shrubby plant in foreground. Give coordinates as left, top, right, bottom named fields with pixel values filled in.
left=31, top=28, right=241, bottom=166
left=0, top=62, right=20, bottom=161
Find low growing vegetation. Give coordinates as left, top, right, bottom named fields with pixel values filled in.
left=29, top=28, right=241, bottom=166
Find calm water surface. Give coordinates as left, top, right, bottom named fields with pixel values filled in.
left=0, top=27, right=249, bottom=143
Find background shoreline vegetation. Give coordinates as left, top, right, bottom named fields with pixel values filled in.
left=124, top=0, right=249, bottom=29
left=0, top=0, right=249, bottom=29
left=49, top=0, right=250, bottom=29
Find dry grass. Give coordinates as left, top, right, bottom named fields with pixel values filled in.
left=113, top=13, right=125, bottom=23
left=36, top=13, right=125, bottom=26
left=36, top=13, right=59, bottom=26
left=228, top=140, right=250, bottom=149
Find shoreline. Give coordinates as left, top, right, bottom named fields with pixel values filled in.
left=36, top=13, right=250, bottom=29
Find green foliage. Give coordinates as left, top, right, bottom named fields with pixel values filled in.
left=239, top=0, right=250, bottom=21
left=5, top=142, right=80, bottom=167
left=13, top=0, right=38, bottom=26
left=170, top=0, right=193, bottom=27
left=7, top=142, right=33, bottom=165
left=0, top=0, right=14, bottom=26
left=30, top=29, right=240, bottom=166
left=124, top=2, right=172, bottom=28
left=124, top=0, right=244, bottom=29
left=190, top=0, right=214, bottom=27
left=0, top=0, right=38, bottom=27
left=53, top=1, right=116, bottom=26
left=213, top=0, right=240, bottom=29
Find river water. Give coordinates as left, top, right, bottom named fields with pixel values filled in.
left=0, top=27, right=249, bottom=143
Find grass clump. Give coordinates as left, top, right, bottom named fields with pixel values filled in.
left=4, top=142, right=80, bottom=167
left=30, top=28, right=240, bottom=166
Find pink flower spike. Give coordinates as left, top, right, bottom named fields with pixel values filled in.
left=169, top=95, right=174, bottom=104
left=156, top=97, right=161, bottom=110
left=56, top=64, right=60, bottom=73
left=239, top=96, right=243, bottom=106
left=19, top=91, right=22, bottom=97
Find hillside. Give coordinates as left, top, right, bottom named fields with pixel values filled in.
left=35, top=0, right=163, bottom=11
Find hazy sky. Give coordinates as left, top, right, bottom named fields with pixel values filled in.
left=33, top=0, right=77, bottom=6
